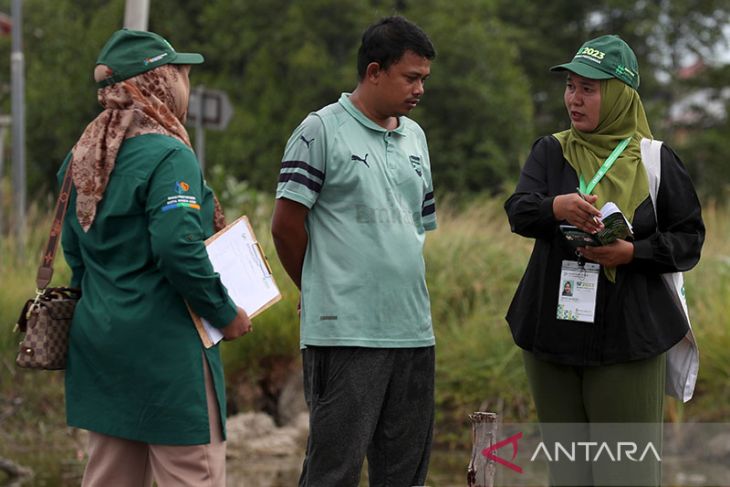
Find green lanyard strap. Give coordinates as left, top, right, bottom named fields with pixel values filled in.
left=578, top=136, right=633, bottom=195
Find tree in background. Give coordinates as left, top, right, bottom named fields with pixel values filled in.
left=673, top=63, right=730, bottom=198
left=410, top=0, right=534, bottom=192
left=494, top=0, right=730, bottom=196
left=0, top=0, right=727, bottom=202
left=192, top=0, right=369, bottom=191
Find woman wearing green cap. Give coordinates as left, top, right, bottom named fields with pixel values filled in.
left=505, top=35, right=704, bottom=485
left=59, top=29, right=251, bottom=486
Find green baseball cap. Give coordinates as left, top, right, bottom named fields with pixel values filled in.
left=550, top=34, right=640, bottom=90
left=96, top=29, right=204, bottom=88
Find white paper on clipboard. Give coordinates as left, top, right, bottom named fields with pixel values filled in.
left=188, top=215, right=281, bottom=348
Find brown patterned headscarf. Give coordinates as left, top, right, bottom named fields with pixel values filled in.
left=71, top=63, right=226, bottom=232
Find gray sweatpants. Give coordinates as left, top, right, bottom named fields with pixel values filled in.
left=299, top=346, right=435, bottom=487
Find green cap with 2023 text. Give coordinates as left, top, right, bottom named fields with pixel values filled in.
left=550, top=34, right=640, bottom=90
left=96, top=29, right=203, bottom=88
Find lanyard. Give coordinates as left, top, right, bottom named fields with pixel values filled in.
left=578, top=136, right=632, bottom=195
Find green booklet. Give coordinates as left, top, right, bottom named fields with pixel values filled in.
left=560, top=202, right=633, bottom=248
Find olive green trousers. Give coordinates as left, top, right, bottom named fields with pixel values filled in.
left=522, top=350, right=666, bottom=487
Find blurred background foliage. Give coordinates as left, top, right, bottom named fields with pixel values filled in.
left=0, top=0, right=728, bottom=200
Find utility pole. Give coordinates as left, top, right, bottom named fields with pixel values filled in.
left=11, top=0, right=25, bottom=253
left=0, top=116, right=10, bottom=237
left=124, top=0, right=150, bottom=31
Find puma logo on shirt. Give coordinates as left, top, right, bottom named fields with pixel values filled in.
left=300, top=135, right=315, bottom=148
left=351, top=153, right=369, bottom=167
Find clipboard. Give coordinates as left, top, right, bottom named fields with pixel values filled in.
left=188, top=215, right=282, bottom=348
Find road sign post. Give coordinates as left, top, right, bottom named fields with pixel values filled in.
left=187, top=87, right=234, bottom=172
left=193, top=86, right=206, bottom=170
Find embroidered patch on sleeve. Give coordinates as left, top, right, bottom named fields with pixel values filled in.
left=161, top=181, right=201, bottom=212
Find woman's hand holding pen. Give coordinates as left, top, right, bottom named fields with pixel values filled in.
left=553, top=192, right=634, bottom=267
left=553, top=192, right=604, bottom=234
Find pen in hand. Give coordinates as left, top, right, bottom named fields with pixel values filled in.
left=576, top=188, right=601, bottom=227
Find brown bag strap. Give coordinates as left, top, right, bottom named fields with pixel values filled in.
left=35, top=163, right=75, bottom=290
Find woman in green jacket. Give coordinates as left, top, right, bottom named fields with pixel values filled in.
left=60, top=29, right=251, bottom=487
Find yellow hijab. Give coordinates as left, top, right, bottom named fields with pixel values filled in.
left=554, top=78, right=652, bottom=281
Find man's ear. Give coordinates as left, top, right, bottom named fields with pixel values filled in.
left=365, top=62, right=382, bottom=84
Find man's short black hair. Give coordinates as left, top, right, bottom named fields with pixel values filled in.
left=357, top=16, right=436, bottom=80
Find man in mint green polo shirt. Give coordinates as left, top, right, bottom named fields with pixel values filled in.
left=272, top=16, right=437, bottom=487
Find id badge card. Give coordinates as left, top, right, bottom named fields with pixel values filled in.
left=556, top=260, right=599, bottom=323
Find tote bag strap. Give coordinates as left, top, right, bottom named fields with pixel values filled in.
left=639, top=138, right=662, bottom=210
left=641, top=138, right=699, bottom=402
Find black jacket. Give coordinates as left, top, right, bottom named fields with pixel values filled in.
left=504, top=136, right=705, bottom=366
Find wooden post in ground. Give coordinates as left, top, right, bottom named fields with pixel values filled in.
left=467, top=411, right=497, bottom=487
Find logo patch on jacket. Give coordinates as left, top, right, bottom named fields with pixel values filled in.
left=175, top=181, right=190, bottom=194
left=163, top=181, right=199, bottom=212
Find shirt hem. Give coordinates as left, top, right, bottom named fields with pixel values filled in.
left=66, top=417, right=210, bottom=446
left=300, top=336, right=435, bottom=349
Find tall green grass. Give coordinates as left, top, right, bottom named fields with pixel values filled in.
left=0, top=202, right=72, bottom=459
left=679, top=202, right=730, bottom=421
left=2, top=196, right=729, bottom=450
left=424, top=196, right=535, bottom=445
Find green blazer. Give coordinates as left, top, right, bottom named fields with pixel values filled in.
left=60, top=134, right=237, bottom=445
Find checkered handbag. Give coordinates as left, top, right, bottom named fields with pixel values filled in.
left=15, top=288, right=80, bottom=369
left=14, top=163, right=80, bottom=370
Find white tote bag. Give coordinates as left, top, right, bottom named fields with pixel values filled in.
left=640, top=138, right=699, bottom=403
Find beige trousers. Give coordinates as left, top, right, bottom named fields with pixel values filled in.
left=81, top=354, right=225, bottom=487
